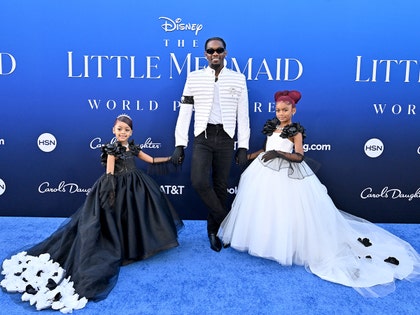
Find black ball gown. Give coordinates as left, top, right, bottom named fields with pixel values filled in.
left=1, top=141, right=184, bottom=312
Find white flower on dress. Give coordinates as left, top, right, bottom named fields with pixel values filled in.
left=1, top=252, right=88, bottom=313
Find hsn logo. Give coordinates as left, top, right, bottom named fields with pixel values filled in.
left=0, top=178, right=6, bottom=196
left=37, top=133, right=57, bottom=153
left=364, top=138, right=384, bottom=158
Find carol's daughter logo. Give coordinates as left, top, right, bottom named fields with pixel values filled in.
left=90, top=137, right=161, bottom=150
left=38, top=181, right=91, bottom=195
left=361, top=187, right=420, bottom=201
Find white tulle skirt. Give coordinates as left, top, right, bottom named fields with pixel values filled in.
left=218, top=155, right=420, bottom=297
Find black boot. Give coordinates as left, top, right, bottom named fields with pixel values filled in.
left=208, top=233, right=222, bottom=252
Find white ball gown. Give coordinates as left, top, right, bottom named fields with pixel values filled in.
left=218, top=133, right=420, bottom=297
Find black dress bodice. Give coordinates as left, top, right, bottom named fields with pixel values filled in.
left=101, top=141, right=142, bottom=175
left=114, top=152, right=137, bottom=174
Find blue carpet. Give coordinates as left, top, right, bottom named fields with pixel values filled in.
left=0, top=217, right=419, bottom=315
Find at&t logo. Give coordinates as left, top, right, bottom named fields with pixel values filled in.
left=364, top=138, right=384, bottom=158
left=37, top=133, right=57, bottom=152
left=160, top=185, right=185, bottom=195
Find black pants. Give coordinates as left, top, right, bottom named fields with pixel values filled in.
left=191, top=124, right=234, bottom=234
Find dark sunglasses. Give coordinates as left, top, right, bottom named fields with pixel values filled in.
left=206, top=48, right=225, bottom=54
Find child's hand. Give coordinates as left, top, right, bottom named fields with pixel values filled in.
left=261, top=150, right=281, bottom=162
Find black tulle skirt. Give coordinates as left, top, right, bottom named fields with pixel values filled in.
left=26, top=169, right=184, bottom=301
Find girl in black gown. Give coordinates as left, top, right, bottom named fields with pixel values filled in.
left=1, top=114, right=184, bottom=312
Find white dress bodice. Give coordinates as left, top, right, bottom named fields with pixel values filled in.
left=265, top=134, right=294, bottom=153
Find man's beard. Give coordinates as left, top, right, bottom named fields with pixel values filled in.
left=210, top=63, right=221, bottom=70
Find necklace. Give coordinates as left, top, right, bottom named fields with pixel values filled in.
left=276, top=126, right=284, bottom=131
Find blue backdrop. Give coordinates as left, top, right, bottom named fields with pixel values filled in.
left=1, top=0, right=419, bottom=222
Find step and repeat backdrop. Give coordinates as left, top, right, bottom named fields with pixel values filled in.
left=1, top=1, right=419, bottom=222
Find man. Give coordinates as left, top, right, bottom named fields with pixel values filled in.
left=171, top=37, right=250, bottom=252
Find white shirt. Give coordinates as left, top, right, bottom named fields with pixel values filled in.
left=208, top=81, right=222, bottom=124
left=174, top=66, right=250, bottom=149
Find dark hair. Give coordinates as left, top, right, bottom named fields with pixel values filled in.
left=115, top=114, right=133, bottom=129
left=205, top=37, right=226, bottom=50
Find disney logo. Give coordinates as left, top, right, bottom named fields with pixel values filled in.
left=39, top=181, right=91, bottom=195
left=361, top=187, right=420, bottom=201
left=159, top=17, right=203, bottom=35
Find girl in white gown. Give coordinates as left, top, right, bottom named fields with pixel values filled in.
left=218, top=90, right=420, bottom=297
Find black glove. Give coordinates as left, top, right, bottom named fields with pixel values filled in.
left=261, top=150, right=281, bottom=162
left=262, top=150, right=304, bottom=163
left=100, top=173, right=116, bottom=208
left=171, top=146, right=185, bottom=165
left=235, top=148, right=248, bottom=166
